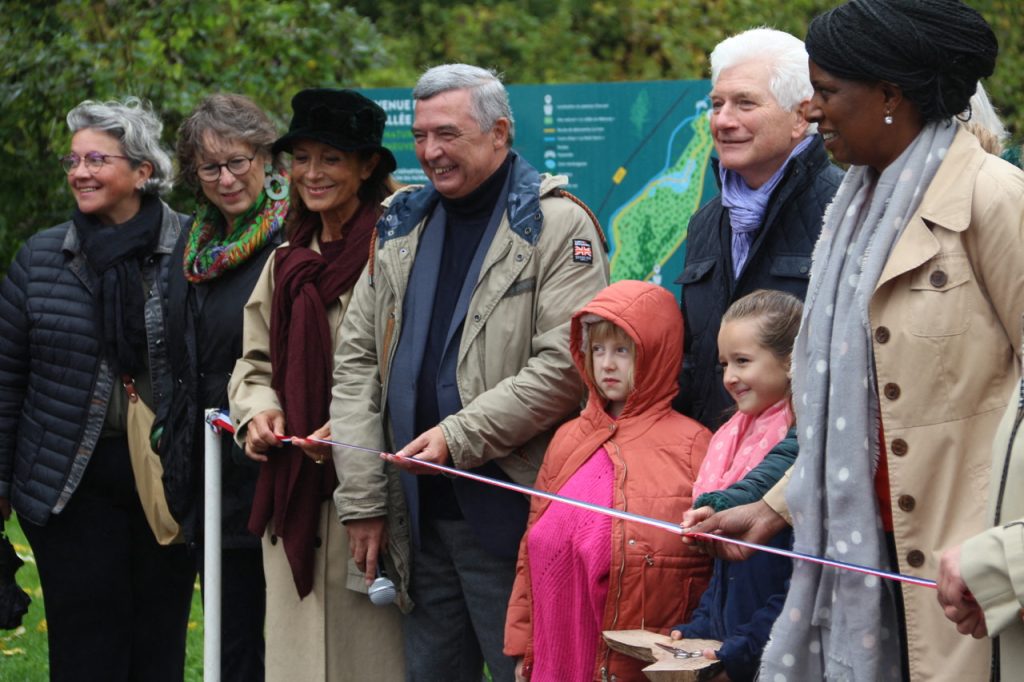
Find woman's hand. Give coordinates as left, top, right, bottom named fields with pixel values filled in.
left=293, top=421, right=332, bottom=464
left=683, top=500, right=787, bottom=561
left=937, top=544, right=988, bottom=638
left=244, top=409, right=285, bottom=462
left=514, top=657, right=527, bottom=682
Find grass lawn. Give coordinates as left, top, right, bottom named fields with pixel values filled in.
left=0, top=515, right=206, bottom=681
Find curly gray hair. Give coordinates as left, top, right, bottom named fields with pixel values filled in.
left=67, top=96, right=174, bottom=195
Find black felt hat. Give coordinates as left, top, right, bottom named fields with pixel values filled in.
left=272, top=88, right=397, bottom=173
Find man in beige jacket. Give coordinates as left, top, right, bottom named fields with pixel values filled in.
left=329, top=63, right=608, bottom=681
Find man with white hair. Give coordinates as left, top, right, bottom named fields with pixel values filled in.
left=675, top=27, right=843, bottom=430
left=330, top=63, right=608, bottom=680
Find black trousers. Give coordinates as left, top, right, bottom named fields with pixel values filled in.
left=21, top=437, right=196, bottom=682
left=197, top=546, right=266, bottom=682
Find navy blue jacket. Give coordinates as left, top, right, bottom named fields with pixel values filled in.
left=674, top=429, right=798, bottom=681
left=675, top=137, right=842, bottom=430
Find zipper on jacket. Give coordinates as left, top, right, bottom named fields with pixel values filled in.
left=603, top=439, right=627, bottom=679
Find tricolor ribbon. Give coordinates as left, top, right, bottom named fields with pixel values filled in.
left=208, top=410, right=936, bottom=589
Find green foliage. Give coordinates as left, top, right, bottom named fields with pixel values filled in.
left=1, top=0, right=1022, bottom=274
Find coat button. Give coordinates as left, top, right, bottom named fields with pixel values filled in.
left=891, top=438, right=908, bottom=456
left=929, top=270, right=948, bottom=288
left=883, top=383, right=901, bottom=400
left=270, top=534, right=278, bottom=545
left=906, top=549, right=925, bottom=567
left=472, top=313, right=481, bottom=323
left=874, top=326, right=890, bottom=344
left=608, top=424, right=616, bottom=432
left=898, top=494, right=916, bottom=512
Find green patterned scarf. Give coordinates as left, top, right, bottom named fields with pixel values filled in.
left=183, top=189, right=289, bottom=283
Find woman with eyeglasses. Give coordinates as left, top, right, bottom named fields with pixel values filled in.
left=0, top=97, right=195, bottom=681
left=228, top=88, right=404, bottom=681
left=154, top=93, right=288, bottom=682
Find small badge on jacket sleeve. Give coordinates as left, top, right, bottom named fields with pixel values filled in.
left=572, top=239, right=594, bottom=264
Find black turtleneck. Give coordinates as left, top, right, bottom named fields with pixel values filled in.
left=416, top=153, right=513, bottom=520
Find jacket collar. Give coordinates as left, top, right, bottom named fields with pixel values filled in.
left=876, top=126, right=979, bottom=290
left=378, top=151, right=559, bottom=246
left=62, top=198, right=181, bottom=257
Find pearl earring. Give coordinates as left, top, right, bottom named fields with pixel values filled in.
left=884, top=111, right=894, bottom=125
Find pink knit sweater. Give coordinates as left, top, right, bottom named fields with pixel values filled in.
left=527, top=448, right=614, bottom=681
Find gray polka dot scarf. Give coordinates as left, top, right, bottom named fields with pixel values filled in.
left=762, top=121, right=958, bottom=681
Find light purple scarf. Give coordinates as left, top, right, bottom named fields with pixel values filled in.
left=720, top=136, right=814, bottom=278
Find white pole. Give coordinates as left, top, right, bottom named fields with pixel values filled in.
left=203, top=408, right=222, bottom=682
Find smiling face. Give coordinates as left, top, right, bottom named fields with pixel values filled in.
left=709, top=61, right=809, bottom=188
left=805, top=60, right=923, bottom=174
left=412, top=88, right=510, bottom=199
left=718, top=317, right=790, bottom=416
left=67, top=128, right=152, bottom=225
left=290, top=140, right=376, bottom=221
left=198, top=133, right=267, bottom=228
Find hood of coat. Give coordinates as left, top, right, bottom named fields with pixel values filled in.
left=571, top=280, right=683, bottom=421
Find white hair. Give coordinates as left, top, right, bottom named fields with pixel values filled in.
left=964, top=82, right=1009, bottom=154
left=413, top=64, right=515, bottom=146
left=67, top=96, right=174, bottom=195
left=710, top=27, right=816, bottom=135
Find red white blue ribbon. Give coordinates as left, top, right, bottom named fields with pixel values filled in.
left=208, top=410, right=936, bottom=589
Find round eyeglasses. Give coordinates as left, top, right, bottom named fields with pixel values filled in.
left=61, top=151, right=131, bottom=174
left=196, top=155, right=256, bottom=183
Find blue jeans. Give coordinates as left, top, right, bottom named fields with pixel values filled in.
left=404, top=517, right=518, bottom=682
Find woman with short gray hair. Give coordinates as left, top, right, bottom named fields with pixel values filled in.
left=0, top=96, right=195, bottom=681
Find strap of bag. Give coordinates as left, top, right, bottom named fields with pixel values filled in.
left=121, top=374, right=140, bottom=404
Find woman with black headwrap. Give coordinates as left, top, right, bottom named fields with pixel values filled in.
left=686, top=1, right=1024, bottom=680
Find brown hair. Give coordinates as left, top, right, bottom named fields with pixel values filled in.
left=583, top=319, right=636, bottom=399
left=721, top=289, right=803, bottom=362
left=175, top=93, right=280, bottom=195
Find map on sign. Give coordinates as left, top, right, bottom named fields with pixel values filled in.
left=365, top=80, right=717, bottom=297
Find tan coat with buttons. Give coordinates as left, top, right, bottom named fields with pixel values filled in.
left=869, top=127, right=1024, bottom=681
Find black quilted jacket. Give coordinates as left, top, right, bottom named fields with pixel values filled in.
left=674, top=136, right=844, bottom=430
left=0, top=203, right=185, bottom=525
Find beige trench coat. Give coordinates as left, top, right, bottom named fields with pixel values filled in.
left=960, top=376, right=1024, bottom=682
left=868, top=127, right=1024, bottom=681
left=228, top=236, right=405, bottom=681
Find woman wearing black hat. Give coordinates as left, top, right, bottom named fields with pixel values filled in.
left=687, top=1, right=1024, bottom=681
left=228, top=88, right=403, bottom=681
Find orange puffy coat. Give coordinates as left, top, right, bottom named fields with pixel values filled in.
left=504, top=280, right=712, bottom=680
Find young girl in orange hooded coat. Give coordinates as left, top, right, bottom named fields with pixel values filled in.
left=504, top=280, right=712, bottom=681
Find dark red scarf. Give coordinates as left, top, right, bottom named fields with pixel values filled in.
left=247, top=200, right=376, bottom=597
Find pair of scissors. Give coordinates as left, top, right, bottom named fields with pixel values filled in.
left=654, top=641, right=705, bottom=659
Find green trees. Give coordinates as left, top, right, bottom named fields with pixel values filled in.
left=2, top=1, right=1021, bottom=272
